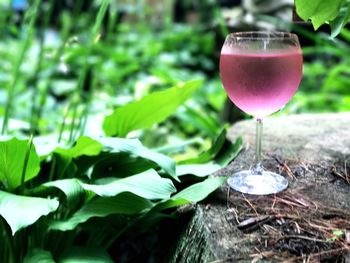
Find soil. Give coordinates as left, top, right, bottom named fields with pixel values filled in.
left=224, top=156, right=350, bottom=262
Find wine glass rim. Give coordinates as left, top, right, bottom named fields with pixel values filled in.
left=227, top=31, right=298, bottom=40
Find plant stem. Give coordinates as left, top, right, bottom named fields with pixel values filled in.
left=213, top=5, right=228, bottom=37
left=29, top=32, right=45, bottom=134
left=92, top=0, right=111, bottom=38
left=34, top=15, right=72, bottom=132
left=20, top=134, right=34, bottom=195
left=48, top=157, right=57, bottom=183
left=30, top=1, right=54, bottom=134
left=76, top=74, right=97, bottom=138
left=1, top=0, right=41, bottom=135
left=68, top=0, right=111, bottom=142
left=58, top=102, right=71, bottom=144
left=106, top=2, right=119, bottom=41
left=68, top=100, right=80, bottom=143
left=49, top=102, right=71, bottom=182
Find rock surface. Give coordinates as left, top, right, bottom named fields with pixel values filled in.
left=228, top=112, right=350, bottom=163
left=169, top=113, right=350, bottom=262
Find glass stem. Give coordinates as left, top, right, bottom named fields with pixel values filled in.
left=252, top=118, right=263, bottom=175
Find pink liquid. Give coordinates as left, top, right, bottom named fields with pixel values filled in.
left=220, top=50, right=302, bottom=118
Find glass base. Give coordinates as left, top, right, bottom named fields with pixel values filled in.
left=227, top=170, right=288, bottom=195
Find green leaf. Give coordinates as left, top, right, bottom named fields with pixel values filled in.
left=96, top=137, right=177, bottom=180
left=178, top=128, right=242, bottom=167
left=179, top=128, right=227, bottom=164
left=54, top=153, right=78, bottom=181
left=330, top=0, right=350, bottom=37
left=215, top=136, right=243, bottom=167
left=0, top=190, right=59, bottom=235
left=56, top=136, right=103, bottom=158
left=59, top=247, right=113, bottom=263
left=295, top=0, right=345, bottom=30
left=175, top=105, right=220, bottom=138
left=103, top=79, right=202, bottom=137
left=82, top=169, right=176, bottom=200
left=176, top=162, right=221, bottom=177
left=340, top=27, right=350, bottom=41
left=155, top=138, right=203, bottom=155
left=50, top=192, right=153, bottom=231
left=54, top=136, right=103, bottom=179
left=33, top=135, right=59, bottom=158
left=171, top=176, right=227, bottom=203
left=43, top=169, right=176, bottom=203
left=43, top=179, right=85, bottom=205
left=154, top=176, right=227, bottom=211
left=24, top=249, right=55, bottom=263
left=0, top=138, right=40, bottom=191
left=90, top=152, right=157, bottom=179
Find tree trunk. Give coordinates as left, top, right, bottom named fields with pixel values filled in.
left=169, top=113, right=350, bottom=262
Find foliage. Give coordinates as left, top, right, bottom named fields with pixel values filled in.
left=294, top=0, right=350, bottom=114
left=282, top=27, right=350, bottom=114
left=0, top=0, right=242, bottom=261
left=0, top=190, right=59, bottom=235
left=0, top=138, right=40, bottom=191
left=0, top=2, right=241, bottom=260
left=0, top=130, right=241, bottom=261
left=103, top=80, right=202, bottom=137
left=295, top=0, right=350, bottom=36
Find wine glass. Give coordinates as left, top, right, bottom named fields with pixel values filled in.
left=219, top=32, right=303, bottom=195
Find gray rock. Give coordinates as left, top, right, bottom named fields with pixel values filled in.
left=227, top=112, right=350, bottom=163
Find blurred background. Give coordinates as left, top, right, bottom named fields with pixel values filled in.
left=1, top=0, right=350, bottom=155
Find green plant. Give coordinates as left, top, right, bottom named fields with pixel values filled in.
left=0, top=129, right=242, bottom=262
left=0, top=5, right=242, bottom=256
left=295, top=0, right=350, bottom=37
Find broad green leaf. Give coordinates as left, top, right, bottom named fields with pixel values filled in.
left=54, top=153, right=78, bottom=182
left=179, top=128, right=227, bottom=164
left=56, top=136, right=103, bottom=158
left=0, top=190, right=59, bottom=235
left=155, top=137, right=203, bottom=155
left=33, top=135, right=59, bottom=158
left=54, top=136, right=103, bottom=179
left=103, top=79, right=202, bottom=137
left=96, top=137, right=177, bottom=180
left=175, top=105, right=220, bottom=138
left=90, top=152, right=157, bottom=179
left=330, top=0, right=350, bottom=37
left=152, top=198, right=189, bottom=212
left=43, top=179, right=85, bottom=205
left=59, top=247, right=113, bottom=263
left=82, top=169, right=176, bottom=200
left=215, top=136, right=243, bottom=167
left=24, top=249, right=55, bottom=263
left=154, top=176, right=227, bottom=211
left=176, top=162, right=221, bottom=177
left=171, top=176, right=227, bottom=203
left=295, top=0, right=344, bottom=30
left=178, top=128, right=242, bottom=167
left=50, top=192, right=153, bottom=231
left=0, top=138, right=40, bottom=191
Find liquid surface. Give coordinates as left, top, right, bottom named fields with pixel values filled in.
left=220, top=50, right=302, bottom=118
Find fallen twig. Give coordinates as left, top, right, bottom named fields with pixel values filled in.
left=237, top=215, right=272, bottom=230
